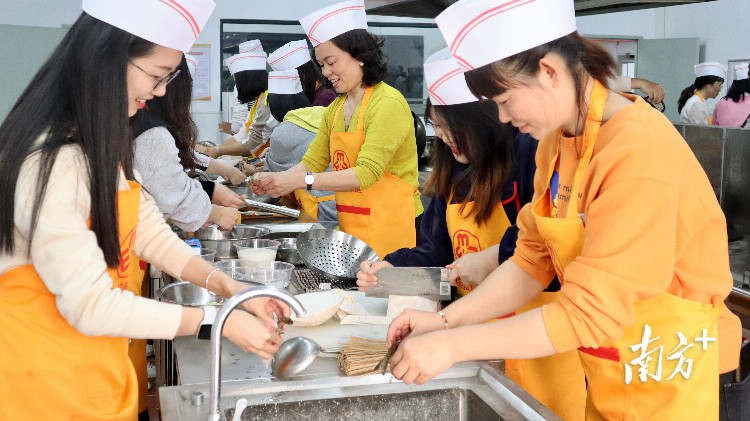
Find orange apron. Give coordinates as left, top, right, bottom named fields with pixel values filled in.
left=244, top=91, right=270, bottom=158
left=329, top=87, right=417, bottom=258
left=533, top=80, right=721, bottom=420
left=445, top=193, right=585, bottom=420
left=0, top=180, right=146, bottom=420
left=446, top=197, right=511, bottom=296
left=293, top=189, right=335, bottom=222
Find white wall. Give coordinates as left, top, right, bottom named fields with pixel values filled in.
left=578, top=0, right=750, bottom=113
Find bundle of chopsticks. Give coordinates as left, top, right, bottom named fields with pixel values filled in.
left=337, top=336, right=396, bottom=376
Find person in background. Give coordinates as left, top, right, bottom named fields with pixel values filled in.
left=713, top=62, right=750, bottom=127
left=264, top=70, right=338, bottom=228
left=254, top=0, right=423, bottom=258
left=678, top=61, right=726, bottom=125
left=218, top=39, right=263, bottom=135
left=0, top=2, right=288, bottom=419
left=132, top=55, right=242, bottom=232
left=197, top=50, right=274, bottom=158
left=386, top=2, right=741, bottom=420
left=356, top=48, right=584, bottom=420
left=267, top=39, right=336, bottom=107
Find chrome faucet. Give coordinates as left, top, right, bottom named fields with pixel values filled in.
left=208, top=285, right=306, bottom=421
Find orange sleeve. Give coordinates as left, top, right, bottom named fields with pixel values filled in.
left=538, top=102, right=732, bottom=353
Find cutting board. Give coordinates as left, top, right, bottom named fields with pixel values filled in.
left=282, top=291, right=389, bottom=352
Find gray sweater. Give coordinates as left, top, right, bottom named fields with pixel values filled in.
left=265, top=122, right=338, bottom=229
left=133, top=127, right=212, bottom=232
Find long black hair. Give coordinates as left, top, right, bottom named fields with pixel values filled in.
left=0, top=13, right=157, bottom=267
left=422, top=99, right=514, bottom=225
left=132, top=57, right=199, bottom=171
left=268, top=92, right=312, bottom=123
left=721, top=78, right=750, bottom=103
left=297, top=60, right=324, bottom=103
left=235, top=69, right=268, bottom=104
left=677, top=75, right=724, bottom=113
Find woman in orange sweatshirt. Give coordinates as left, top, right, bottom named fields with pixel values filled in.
left=386, top=1, right=742, bottom=419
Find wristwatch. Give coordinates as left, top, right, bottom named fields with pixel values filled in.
left=197, top=305, right=217, bottom=340
left=304, top=172, right=315, bottom=191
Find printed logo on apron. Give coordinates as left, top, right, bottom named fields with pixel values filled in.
left=332, top=149, right=351, bottom=170
left=452, top=229, right=480, bottom=258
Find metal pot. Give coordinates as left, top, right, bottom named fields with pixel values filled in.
left=192, top=224, right=270, bottom=260
left=276, top=238, right=303, bottom=265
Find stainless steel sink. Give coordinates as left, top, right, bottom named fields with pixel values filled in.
left=159, top=362, right=561, bottom=421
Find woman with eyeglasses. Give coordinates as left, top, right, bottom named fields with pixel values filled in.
left=678, top=62, right=727, bottom=125
left=0, top=3, right=289, bottom=419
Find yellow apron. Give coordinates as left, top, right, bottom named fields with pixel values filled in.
left=694, top=91, right=713, bottom=125
left=243, top=91, right=270, bottom=158
left=446, top=197, right=511, bottom=296
left=329, top=87, right=417, bottom=258
left=444, top=189, right=585, bottom=420
left=0, top=180, right=145, bottom=420
left=532, top=80, right=721, bottom=420
left=293, top=189, right=335, bottom=222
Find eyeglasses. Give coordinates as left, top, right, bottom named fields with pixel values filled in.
left=128, top=61, right=181, bottom=90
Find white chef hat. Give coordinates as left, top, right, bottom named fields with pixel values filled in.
left=239, top=39, right=264, bottom=54
left=435, top=0, right=576, bottom=71
left=225, top=52, right=268, bottom=75
left=694, top=62, right=728, bottom=79
left=268, top=70, right=303, bottom=95
left=267, top=40, right=311, bottom=71
left=299, top=0, right=368, bottom=47
left=82, top=0, right=216, bottom=53
left=424, top=48, right=477, bottom=106
left=735, top=63, right=749, bottom=81
left=184, top=53, right=198, bottom=78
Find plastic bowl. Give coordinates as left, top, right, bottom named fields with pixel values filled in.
left=246, top=261, right=294, bottom=287
left=200, top=248, right=217, bottom=263
left=236, top=239, right=280, bottom=263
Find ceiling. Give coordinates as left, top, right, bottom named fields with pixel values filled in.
left=365, top=0, right=718, bottom=19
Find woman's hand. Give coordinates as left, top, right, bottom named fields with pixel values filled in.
left=208, top=205, right=238, bottom=230
left=447, top=247, right=498, bottom=289
left=223, top=311, right=281, bottom=360
left=212, top=183, right=245, bottom=208
left=240, top=162, right=261, bottom=177
left=252, top=171, right=303, bottom=198
left=218, top=121, right=234, bottom=135
left=217, top=164, right=247, bottom=186
left=389, top=330, right=456, bottom=384
left=356, top=260, right=393, bottom=291
left=632, top=78, right=666, bottom=104
left=387, top=309, right=446, bottom=347
left=241, top=297, right=291, bottom=326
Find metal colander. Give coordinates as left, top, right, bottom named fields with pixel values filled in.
left=296, top=229, right=379, bottom=282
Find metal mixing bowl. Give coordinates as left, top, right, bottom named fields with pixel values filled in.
left=276, top=237, right=304, bottom=265
left=192, top=225, right=270, bottom=260
left=157, top=282, right=223, bottom=306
